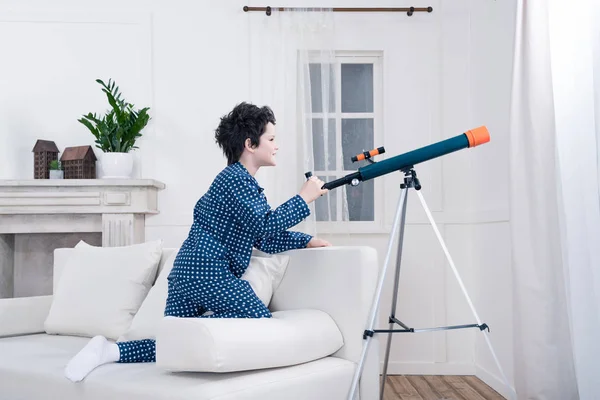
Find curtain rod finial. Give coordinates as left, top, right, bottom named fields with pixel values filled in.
left=243, top=5, right=248, bottom=12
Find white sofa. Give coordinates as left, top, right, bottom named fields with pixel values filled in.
left=0, top=245, right=381, bottom=400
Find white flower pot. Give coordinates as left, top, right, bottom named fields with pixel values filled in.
left=49, top=170, right=63, bottom=179
left=100, top=152, right=133, bottom=179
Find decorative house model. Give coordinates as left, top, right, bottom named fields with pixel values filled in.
left=32, top=140, right=60, bottom=179
left=60, top=145, right=97, bottom=179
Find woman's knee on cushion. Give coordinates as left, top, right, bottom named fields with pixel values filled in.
left=164, top=279, right=205, bottom=317
left=170, top=276, right=271, bottom=319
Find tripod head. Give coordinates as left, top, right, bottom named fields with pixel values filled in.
left=401, top=168, right=421, bottom=190
left=304, top=126, right=490, bottom=190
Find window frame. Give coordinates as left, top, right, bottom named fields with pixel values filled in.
left=307, top=51, right=385, bottom=234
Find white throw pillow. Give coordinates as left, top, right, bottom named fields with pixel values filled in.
left=241, top=255, right=290, bottom=306
left=117, top=250, right=177, bottom=342
left=118, top=252, right=290, bottom=342
left=44, top=240, right=163, bottom=340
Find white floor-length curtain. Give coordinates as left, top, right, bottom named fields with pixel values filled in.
left=247, top=8, right=344, bottom=236
left=510, top=0, right=600, bottom=398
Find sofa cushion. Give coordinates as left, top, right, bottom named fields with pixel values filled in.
left=0, top=334, right=354, bottom=400
left=156, top=309, right=344, bottom=373
left=118, top=252, right=290, bottom=342
left=44, top=240, right=163, bottom=341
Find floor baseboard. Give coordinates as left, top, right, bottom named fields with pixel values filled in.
left=380, top=362, right=476, bottom=375
left=476, top=364, right=516, bottom=399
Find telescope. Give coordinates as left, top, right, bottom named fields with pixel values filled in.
left=326, top=125, right=507, bottom=400
left=305, top=126, right=490, bottom=189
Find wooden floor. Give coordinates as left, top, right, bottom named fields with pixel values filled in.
left=381, top=375, right=505, bottom=400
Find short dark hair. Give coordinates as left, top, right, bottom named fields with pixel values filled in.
left=214, top=102, right=276, bottom=165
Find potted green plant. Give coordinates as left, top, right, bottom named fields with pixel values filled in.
left=78, top=79, right=150, bottom=178
left=49, top=160, right=63, bottom=179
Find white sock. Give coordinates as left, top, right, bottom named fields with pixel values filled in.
left=64, top=335, right=120, bottom=382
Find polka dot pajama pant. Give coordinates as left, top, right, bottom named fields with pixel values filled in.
left=117, top=275, right=271, bottom=363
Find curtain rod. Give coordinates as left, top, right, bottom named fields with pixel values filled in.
left=243, top=6, right=433, bottom=16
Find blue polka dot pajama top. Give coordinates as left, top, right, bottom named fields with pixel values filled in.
left=117, top=162, right=313, bottom=363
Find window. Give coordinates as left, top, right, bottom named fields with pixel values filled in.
left=307, top=52, right=383, bottom=232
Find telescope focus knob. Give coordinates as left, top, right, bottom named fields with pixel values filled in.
left=305, top=171, right=312, bottom=180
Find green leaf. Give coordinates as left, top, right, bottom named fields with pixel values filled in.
left=80, top=78, right=150, bottom=153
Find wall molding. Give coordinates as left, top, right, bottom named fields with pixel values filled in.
left=145, top=208, right=510, bottom=229
left=0, top=10, right=150, bottom=25
left=0, top=9, right=156, bottom=180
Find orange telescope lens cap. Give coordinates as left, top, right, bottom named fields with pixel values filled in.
left=466, top=126, right=490, bottom=147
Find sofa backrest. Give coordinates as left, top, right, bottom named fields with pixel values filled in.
left=53, top=247, right=178, bottom=294
left=270, top=246, right=380, bottom=365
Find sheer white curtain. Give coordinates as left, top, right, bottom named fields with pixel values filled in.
left=247, top=8, right=344, bottom=236
left=510, top=0, right=600, bottom=398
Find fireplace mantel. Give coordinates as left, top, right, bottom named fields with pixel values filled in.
left=0, top=179, right=164, bottom=213
left=0, top=179, right=166, bottom=298
left=0, top=179, right=165, bottom=244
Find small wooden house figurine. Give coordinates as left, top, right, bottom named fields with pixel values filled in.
left=32, top=140, right=59, bottom=179
left=60, top=145, right=97, bottom=179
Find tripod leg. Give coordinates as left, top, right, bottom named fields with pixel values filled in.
left=415, top=190, right=515, bottom=400
left=380, top=186, right=409, bottom=400
left=346, top=186, right=410, bottom=400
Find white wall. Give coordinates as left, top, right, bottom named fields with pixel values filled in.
left=0, top=0, right=516, bottom=393
left=467, top=0, right=516, bottom=397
